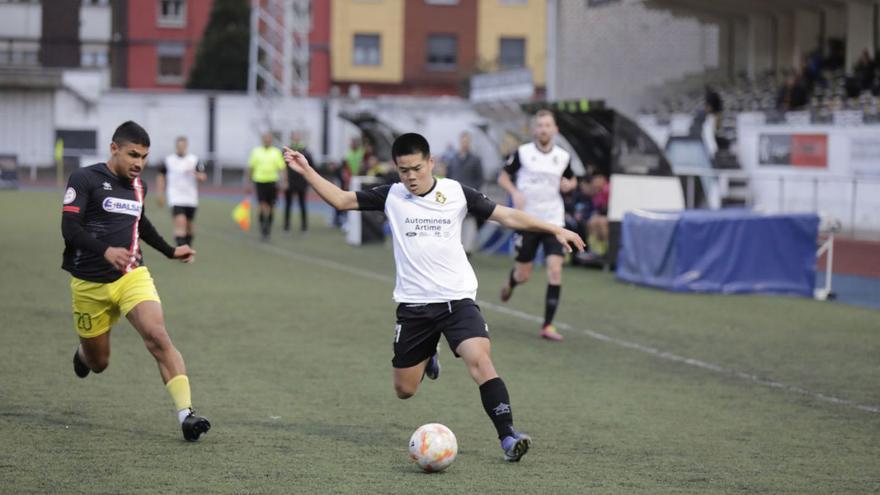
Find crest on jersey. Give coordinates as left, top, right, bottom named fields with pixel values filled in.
left=63, top=187, right=76, bottom=204
left=435, top=191, right=447, bottom=205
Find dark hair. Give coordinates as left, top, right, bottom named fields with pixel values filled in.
left=112, top=121, right=150, bottom=147
left=535, top=109, right=555, bottom=121
left=391, top=133, right=430, bottom=163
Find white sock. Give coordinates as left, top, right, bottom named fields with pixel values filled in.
left=177, top=408, right=192, bottom=424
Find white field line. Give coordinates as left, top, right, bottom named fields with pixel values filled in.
left=211, top=232, right=880, bottom=415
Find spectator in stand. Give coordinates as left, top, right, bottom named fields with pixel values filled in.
left=283, top=131, right=312, bottom=234
left=586, top=173, right=610, bottom=259
left=447, top=132, right=485, bottom=256
left=571, top=176, right=593, bottom=238
left=776, top=74, right=809, bottom=111
left=854, top=49, right=876, bottom=92
left=324, top=160, right=347, bottom=228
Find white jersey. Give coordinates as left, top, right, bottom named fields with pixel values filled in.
left=160, top=153, right=202, bottom=207
left=356, top=178, right=496, bottom=303
left=504, top=142, right=573, bottom=226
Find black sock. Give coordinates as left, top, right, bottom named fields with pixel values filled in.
left=185, top=235, right=193, bottom=246
left=507, top=269, right=519, bottom=289
left=174, top=236, right=186, bottom=246
left=544, top=284, right=561, bottom=326
left=479, top=377, right=515, bottom=440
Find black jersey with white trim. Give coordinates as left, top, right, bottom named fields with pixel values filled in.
left=61, top=163, right=174, bottom=283
left=356, top=178, right=496, bottom=303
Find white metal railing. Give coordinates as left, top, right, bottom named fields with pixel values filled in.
left=672, top=168, right=880, bottom=238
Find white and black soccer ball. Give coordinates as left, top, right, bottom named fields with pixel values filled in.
left=408, top=423, right=458, bottom=473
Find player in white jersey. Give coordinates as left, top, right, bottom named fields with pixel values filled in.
left=157, top=136, right=207, bottom=246
left=498, top=110, right=579, bottom=342
left=283, top=133, right=584, bottom=462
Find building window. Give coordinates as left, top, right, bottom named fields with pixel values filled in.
left=426, top=34, right=457, bottom=70
left=499, top=0, right=527, bottom=5
left=81, top=50, right=109, bottom=68
left=425, top=0, right=459, bottom=5
left=353, top=34, right=380, bottom=66
left=499, top=37, right=525, bottom=69
left=157, top=43, right=185, bottom=83
left=157, top=0, right=186, bottom=27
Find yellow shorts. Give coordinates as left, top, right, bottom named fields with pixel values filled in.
left=70, top=267, right=161, bottom=339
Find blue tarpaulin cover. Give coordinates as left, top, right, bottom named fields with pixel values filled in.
left=616, top=209, right=819, bottom=296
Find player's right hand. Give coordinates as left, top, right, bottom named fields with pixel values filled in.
left=173, top=245, right=196, bottom=263
left=104, top=247, right=134, bottom=271
left=512, top=191, right=527, bottom=210
left=283, top=147, right=311, bottom=175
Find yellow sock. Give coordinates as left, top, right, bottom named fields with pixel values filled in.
left=165, top=374, right=192, bottom=412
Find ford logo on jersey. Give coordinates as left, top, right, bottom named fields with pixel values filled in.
left=102, top=197, right=142, bottom=217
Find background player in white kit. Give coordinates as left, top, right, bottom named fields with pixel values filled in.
left=498, top=110, right=578, bottom=341
left=157, top=136, right=207, bottom=246
left=283, top=133, right=584, bottom=462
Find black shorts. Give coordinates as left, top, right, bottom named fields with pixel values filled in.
left=255, top=182, right=278, bottom=205
left=392, top=299, right=490, bottom=368
left=171, top=206, right=197, bottom=220
left=514, top=231, right=565, bottom=263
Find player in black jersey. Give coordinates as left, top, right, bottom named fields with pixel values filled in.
left=61, top=121, right=210, bottom=442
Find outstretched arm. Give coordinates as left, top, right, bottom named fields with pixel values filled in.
left=284, top=147, right=359, bottom=211
left=489, top=204, right=585, bottom=253
left=139, top=214, right=195, bottom=263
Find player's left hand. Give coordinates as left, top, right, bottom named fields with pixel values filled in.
left=556, top=228, right=585, bottom=253
left=173, top=245, right=196, bottom=263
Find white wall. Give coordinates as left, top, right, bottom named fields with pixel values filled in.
left=35, top=84, right=494, bottom=173
left=748, top=14, right=774, bottom=77
left=733, top=18, right=749, bottom=76
left=555, top=0, right=719, bottom=115
left=845, top=1, right=876, bottom=70
left=0, top=2, right=41, bottom=39
left=776, top=12, right=795, bottom=70
left=0, top=89, right=54, bottom=167
left=737, top=120, right=880, bottom=233
left=793, top=9, right=821, bottom=63
left=79, top=3, right=112, bottom=42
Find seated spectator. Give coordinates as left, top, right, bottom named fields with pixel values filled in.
left=586, top=173, right=610, bottom=258
left=566, top=176, right=593, bottom=242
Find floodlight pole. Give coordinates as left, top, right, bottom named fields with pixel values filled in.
left=247, top=0, right=311, bottom=137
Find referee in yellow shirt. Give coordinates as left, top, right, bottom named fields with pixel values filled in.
left=247, top=132, right=288, bottom=240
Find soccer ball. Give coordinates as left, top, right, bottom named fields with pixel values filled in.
left=408, top=423, right=458, bottom=473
